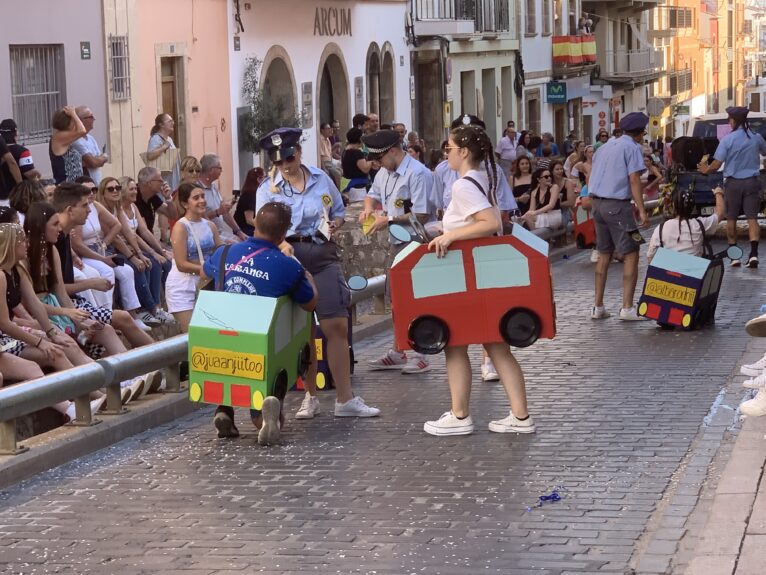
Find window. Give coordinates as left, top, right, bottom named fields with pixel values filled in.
left=411, top=251, right=467, bottom=299
left=109, top=35, right=131, bottom=101
left=526, top=0, right=536, bottom=34
left=473, top=245, right=530, bottom=289
left=728, top=61, right=734, bottom=101
left=543, top=0, right=551, bottom=35
left=9, top=44, right=65, bottom=144
left=669, top=8, right=693, bottom=29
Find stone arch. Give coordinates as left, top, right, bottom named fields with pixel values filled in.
left=366, top=43, right=381, bottom=115
left=316, top=43, right=350, bottom=143
left=260, top=45, right=298, bottom=122
left=380, top=42, right=396, bottom=124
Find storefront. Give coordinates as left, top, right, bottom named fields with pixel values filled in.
left=227, top=0, right=412, bottom=181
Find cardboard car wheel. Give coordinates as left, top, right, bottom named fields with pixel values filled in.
left=297, top=343, right=311, bottom=378
left=273, top=371, right=288, bottom=402
left=500, top=309, right=540, bottom=348
left=408, top=315, right=450, bottom=355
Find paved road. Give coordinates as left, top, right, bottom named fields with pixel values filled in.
left=0, top=241, right=763, bottom=575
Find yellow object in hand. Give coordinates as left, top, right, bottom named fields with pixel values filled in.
left=362, top=214, right=376, bottom=235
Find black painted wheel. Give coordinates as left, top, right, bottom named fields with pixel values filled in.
left=499, top=309, right=541, bottom=348
left=273, top=371, right=288, bottom=401
left=408, top=316, right=450, bottom=355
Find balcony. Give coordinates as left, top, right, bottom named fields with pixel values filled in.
left=552, top=35, right=598, bottom=76
left=413, top=0, right=509, bottom=37
left=599, top=48, right=663, bottom=82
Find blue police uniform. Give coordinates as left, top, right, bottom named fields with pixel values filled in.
left=433, top=159, right=518, bottom=212
left=255, top=128, right=350, bottom=320
left=714, top=124, right=766, bottom=222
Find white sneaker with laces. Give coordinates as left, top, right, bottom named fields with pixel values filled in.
left=619, top=307, right=647, bottom=321
left=295, top=392, right=320, bottom=419
left=139, top=311, right=162, bottom=326
left=488, top=412, right=536, bottom=433
left=481, top=360, right=500, bottom=382
left=743, top=372, right=766, bottom=389
left=741, top=353, right=766, bottom=377
left=424, top=411, right=474, bottom=436
left=133, top=318, right=153, bottom=332
left=741, top=389, right=766, bottom=417
left=154, top=309, right=176, bottom=324
left=745, top=314, right=766, bottom=338
left=590, top=249, right=599, bottom=263
left=591, top=306, right=611, bottom=320
left=368, top=349, right=407, bottom=370
left=402, top=353, right=431, bottom=374
left=144, top=371, right=164, bottom=394
left=128, top=376, right=146, bottom=399
left=334, top=396, right=380, bottom=417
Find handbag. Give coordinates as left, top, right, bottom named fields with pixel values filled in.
left=140, top=144, right=180, bottom=172
left=39, top=293, right=77, bottom=335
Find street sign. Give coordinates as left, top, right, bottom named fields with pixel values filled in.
left=598, top=111, right=606, bottom=119
left=674, top=105, right=690, bottom=116
left=546, top=82, right=567, bottom=104
left=598, top=119, right=606, bottom=127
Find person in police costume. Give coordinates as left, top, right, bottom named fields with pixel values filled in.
left=698, top=106, right=766, bottom=268
left=255, top=127, right=380, bottom=420
left=358, top=129, right=437, bottom=375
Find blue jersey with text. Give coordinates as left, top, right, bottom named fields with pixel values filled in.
left=203, top=238, right=314, bottom=303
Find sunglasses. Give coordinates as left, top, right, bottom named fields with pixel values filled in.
left=539, top=174, right=551, bottom=179
left=274, top=155, right=296, bottom=166
left=185, top=168, right=201, bottom=173
left=105, top=185, right=122, bottom=192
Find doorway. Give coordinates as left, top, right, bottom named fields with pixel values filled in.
left=318, top=53, right=350, bottom=134
left=160, top=56, right=186, bottom=155
left=380, top=51, right=395, bottom=124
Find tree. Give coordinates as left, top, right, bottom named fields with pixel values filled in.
left=240, top=56, right=304, bottom=153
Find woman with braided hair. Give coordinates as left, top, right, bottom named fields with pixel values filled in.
left=646, top=185, right=725, bottom=262
left=424, top=124, right=534, bottom=436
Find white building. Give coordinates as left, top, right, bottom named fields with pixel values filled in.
left=227, top=0, right=412, bottom=181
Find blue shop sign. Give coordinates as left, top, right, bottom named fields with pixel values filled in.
left=546, top=82, right=567, bottom=104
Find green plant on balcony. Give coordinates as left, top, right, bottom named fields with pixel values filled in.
left=240, top=56, right=305, bottom=153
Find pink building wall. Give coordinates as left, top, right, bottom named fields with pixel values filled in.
left=135, top=0, right=234, bottom=196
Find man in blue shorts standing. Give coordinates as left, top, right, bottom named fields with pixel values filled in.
left=202, top=201, right=317, bottom=445
left=589, top=112, right=650, bottom=321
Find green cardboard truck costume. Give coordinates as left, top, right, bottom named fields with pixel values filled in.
left=188, top=290, right=312, bottom=409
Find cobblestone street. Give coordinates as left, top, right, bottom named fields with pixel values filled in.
left=0, top=242, right=763, bottom=575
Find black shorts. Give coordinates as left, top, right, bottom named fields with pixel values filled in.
left=292, top=242, right=350, bottom=321
left=592, top=197, right=642, bottom=255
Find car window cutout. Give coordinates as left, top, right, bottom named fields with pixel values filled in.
left=411, top=251, right=467, bottom=299
left=473, top=245, right=530, bottom=289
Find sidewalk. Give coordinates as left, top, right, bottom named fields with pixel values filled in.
left=684, top=347, right=766, bottom=575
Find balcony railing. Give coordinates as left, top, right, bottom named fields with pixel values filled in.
left=601, top=48, right=663, bottom=79
left=552, top=35, right=597, bottom=75
left=413, top=0, right=510, bottom=36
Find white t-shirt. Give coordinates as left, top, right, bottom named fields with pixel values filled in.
left=647, top=214, right=719, bottom=261
left=442, top=170, right=501, bottom=234
left=71, top=133, right=103, bottom=184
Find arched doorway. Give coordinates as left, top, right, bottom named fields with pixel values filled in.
left=317, top=50, right=349, bottom=134
left=380, top=49, right=395, bottom=124
left=366, top=44, right=381, bottom=115
left=262, top=57, right=296, bottom=121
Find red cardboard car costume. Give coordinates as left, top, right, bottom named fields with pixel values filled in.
left=389, top=223, right=556, bottom=353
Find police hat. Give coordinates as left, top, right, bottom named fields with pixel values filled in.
left=362, top=129, right=399, bottom=157
left=619, top=112, right=649, bottom=133
left=726, top=106, right=749, bottom=122
left=259, top=127, right=303, bottom=162
left=450, top=114, right=486, bottom=130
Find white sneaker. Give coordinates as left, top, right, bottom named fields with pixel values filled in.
left=741, top=353, right=766, bottom=376
left=481, top=360, right=500, bottom=382
left=745, top=314, right=766, bottom=338
left=488, top=412, right=536, bottom=433
left=743, top=373, right=766, bottom=389
left=334, top=396, right=380, bottom=417
left=90, top=396, right=107, bottom=414
left=295, top=392, right=320, bottom=419
left=424, top=411, right=474, bottom=436
left=731, top=258, right=742, bottom=267
left=747, top=256, right=759, bottom=269
left=368, top=349, right=407, bottom=370
left=590, top=249, right=599, bottom=263
left=402, top=353, right=431, bottom=374
left=128, top=376, right=146, bottom=399
left=153, top=309, right=176, bottom=324
left=741, top=389, right=766, bottom=416
left=619, top=307, right=647, bottom=321
left=591, top=306, right=611, bottom=320
left=258, top=396, right=281, bottom=445
left=139, top=311, right=162, bottom=326
left=144, top=371, right=164, bottom=394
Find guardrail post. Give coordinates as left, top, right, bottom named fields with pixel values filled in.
left=163, top=363, right=183, bottom=394
left=372, top=293, right=386, bottom=315
left=100, top=382, right=127, bottom=415
left=69, top=395, right=102, bottom=427
left=0, top=420, right=27, bottom=455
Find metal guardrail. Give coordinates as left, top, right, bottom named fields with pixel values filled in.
left=0, top=279, right=388, bottom=456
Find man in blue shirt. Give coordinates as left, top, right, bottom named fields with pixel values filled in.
left=698, top=106, right=766, bottom=268
left=202, top=201, right=317, bottom=445
left=589, top=112, right=649, bottom=322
